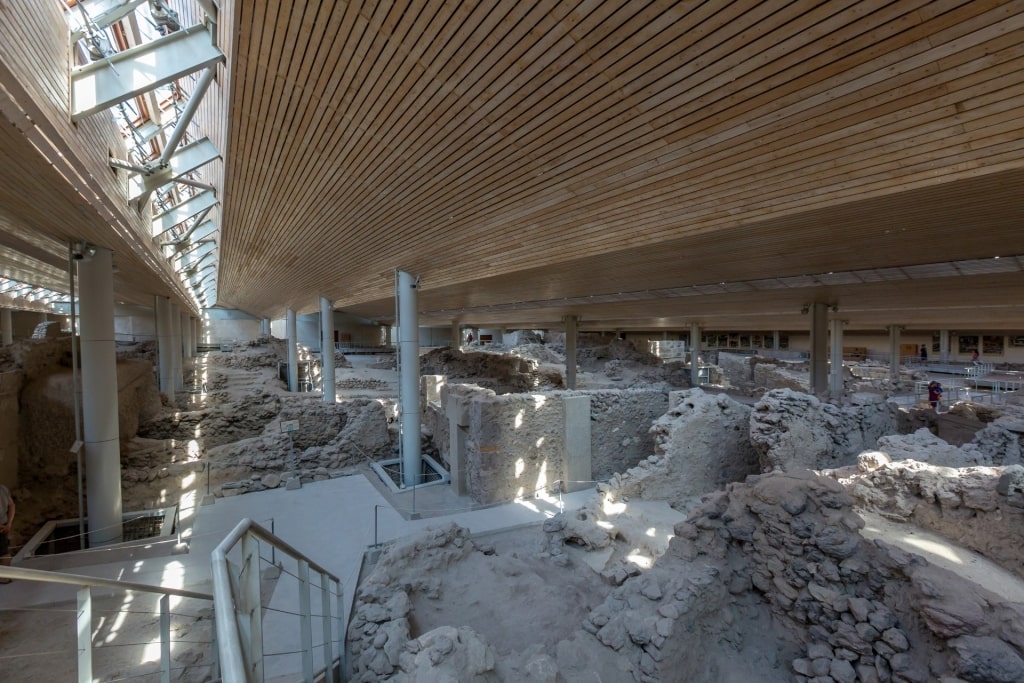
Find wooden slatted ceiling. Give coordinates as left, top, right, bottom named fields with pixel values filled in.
left=218, top=1, right=1024, bottom=327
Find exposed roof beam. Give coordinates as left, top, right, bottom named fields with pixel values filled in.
left=71, top=24, right=223, bottom=121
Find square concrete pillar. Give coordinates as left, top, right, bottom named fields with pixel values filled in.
left=422, top=374, right=446, bottom=407
left=563, top=394, right=592, bottom=493
left=446, top=394, right=470, bottom=496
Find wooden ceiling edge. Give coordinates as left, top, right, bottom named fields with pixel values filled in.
left=0, top=59, right=201, bottom=315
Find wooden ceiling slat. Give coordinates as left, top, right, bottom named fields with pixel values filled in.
left=215, top=1, right=1024, bottom=322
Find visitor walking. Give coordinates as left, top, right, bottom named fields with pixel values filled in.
left=0, top=483, right=14, bottom=583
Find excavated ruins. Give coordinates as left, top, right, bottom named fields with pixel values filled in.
left=3, top=333, right=1024, bottom=683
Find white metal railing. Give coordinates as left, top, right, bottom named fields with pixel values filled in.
left=211, top=518, right=343, bottom=683
left=0, top=564, right=217, bottom=682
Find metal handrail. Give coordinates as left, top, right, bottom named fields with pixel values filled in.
left=0, top=564, right=212, bottom=600
left=211, top=518, right=342, bottom=683
left=0, top=564, right=215, bottom=682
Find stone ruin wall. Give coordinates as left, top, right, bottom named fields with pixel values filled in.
left=425, top=382, right=667, bottom=505
left=0, top=338, right=163, bottom=487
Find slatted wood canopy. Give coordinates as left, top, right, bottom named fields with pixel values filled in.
left=1, top=0, right=1024, bottom=332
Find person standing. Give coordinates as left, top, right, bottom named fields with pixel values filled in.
left=0, top=483, right=14, bottom=583
left=920, top=345, right=928, bottom=362
left=928, top=381, right=943, bottom=412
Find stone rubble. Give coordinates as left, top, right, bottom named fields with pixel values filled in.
left=349, top=471, right=1024, bottom=683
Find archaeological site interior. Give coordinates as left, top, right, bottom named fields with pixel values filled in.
left=2, top=2, right=1024, bottom=682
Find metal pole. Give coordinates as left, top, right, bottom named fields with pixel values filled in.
left=68, top=243, right=85, bottom=549
left=160, top=594, right=171, bottom=683
left=298, top=560, right=313, bottom=683
left=77, top=587, right=93, bottom=683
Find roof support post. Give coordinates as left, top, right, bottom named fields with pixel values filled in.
left=564, top=315, right=578, bottom=390
left=690, top=323, right=701, bottom=387
left=810, top=303, right=828, bottom=396
left=397, top=270, right=421, bottom=487
left=320, top=296, right=335, bottom=404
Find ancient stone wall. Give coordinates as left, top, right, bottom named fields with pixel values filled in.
left=751, top=389, right=900, bottom=472
left=432, top=384, right=667, bottom=504
left=589, top=390, right=667, bottom=480
left=638, top=388, right=760, bottom=504
left=20, top=359, right=161, bottom=480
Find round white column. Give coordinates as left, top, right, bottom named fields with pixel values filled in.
left=286, top=308, right=298, bottom=392
left=397, top=271, right=421, bottom=487
left=320, top=297, right=335, bottom=404
left=155, top=297, right=175, bottom=401
left=170, top=303, right=183, bottom=391
left=79, top=247, right=123, bottom=545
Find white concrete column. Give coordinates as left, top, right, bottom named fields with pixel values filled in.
left=79, top=247, right=122, bottom=545
left=385, top=325, right=392, bottom=347
left=940, top=330, right=950, bottom=362
left=260, top=317, right=270, bottom=337
left=155, top=297, right=175, bottom=401
left=320, top=296, right=335, bottom=404
left=170, top=304, right=183, bottom=391
left=1, top=309, right=12, bottom=345
left=690, top=323, right=702, bottom=387
left=809, top=303, right=828, bottom=395
left=451, top=322, right=461, bottom=350
left=180, top=310, right=191, bottom=359
left=829, top=319, right=845, bottom=398
left=286, top=308, right=298, bottom=392
left=773, top=330, right=781, bottom=351
left=186, top=317, right=195, bottom=358
left=564, top=315, right=578, bottom=390
left=888, top=325, right=902, bottom=383
left=397, top=271, right=421, bottom=487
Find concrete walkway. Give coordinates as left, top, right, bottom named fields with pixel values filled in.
left=0, top=472, right=592, bottom=680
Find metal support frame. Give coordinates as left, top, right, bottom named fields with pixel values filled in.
left=160, top=67, right=216, bottom=165
left=68, top=0, right=147, bottom=42
left=128, top=137, right=220, bottom=200
left=153, top=190, right=217, bottom=235
left=71, top=24, right=223, bottom=121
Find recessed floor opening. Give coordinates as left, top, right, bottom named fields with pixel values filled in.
left=370, top=454, right=450, bottom=494
left=15, top=507, right=180, bottom=571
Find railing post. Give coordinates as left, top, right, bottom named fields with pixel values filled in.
left=241, top=533, right=264, bottom=681
left=334, top=578, right=345, bottom=677
left=299, top=559, right=313, bottom=682
left=320, top=572, right=335, bottom=683
left=210, top=605, right=220, bottom=681
left=160, top=594, right=171, bottom=683
left=77, top=586, right=93, bottom=683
